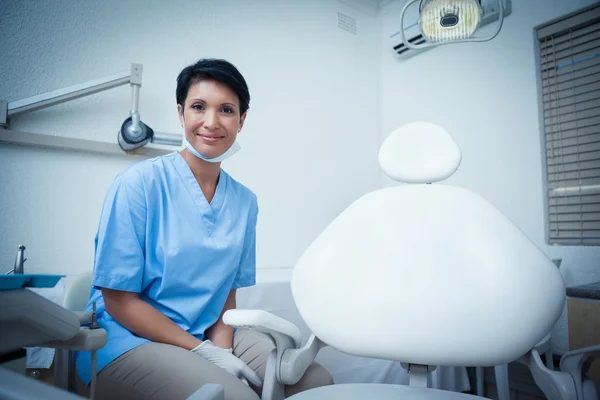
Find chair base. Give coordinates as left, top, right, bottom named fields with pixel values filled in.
left=286, top=383, right=487, bottom=399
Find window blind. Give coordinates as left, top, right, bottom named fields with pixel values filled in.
left=537, top=4, right=600, bottom=245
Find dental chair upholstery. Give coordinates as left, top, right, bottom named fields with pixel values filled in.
left=224, top=122, right=574, bottom=399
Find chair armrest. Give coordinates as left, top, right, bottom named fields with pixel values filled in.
left=186, top=384, right=224, bottom=400
left=223, top=309, right=303, bottom=348
left=559, top=343, right=600, bottom=398
left=41, top=327, right=107, bottom=352
left=224, top=309, right=328, bottom=387
left=560, top=344, right=600, bottom=377
left=73, top=311, right=92, bottom=325
left=518, top=348, right=576, bottom=399
left=278, top=334, right=326, bottom=385
left=224, top=309, right=326, bottom=388
left=560, top=344, right=600, bottom=365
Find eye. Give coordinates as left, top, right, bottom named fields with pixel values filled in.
left=191, top=103, right=204, bottom=111
left=222, top=107, right=234, bottom=114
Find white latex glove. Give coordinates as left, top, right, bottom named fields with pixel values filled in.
left=191, top=340, right=261, bottom=387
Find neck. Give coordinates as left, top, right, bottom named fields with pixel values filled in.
left=180, top=149, right=221, bottom=186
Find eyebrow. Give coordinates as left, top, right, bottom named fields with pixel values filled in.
left=188, top=98, right=238, bottom=109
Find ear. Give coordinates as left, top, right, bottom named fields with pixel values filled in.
left=238, top=112, right=247, bottom=133
left=178, top=104, right=184, bottom=127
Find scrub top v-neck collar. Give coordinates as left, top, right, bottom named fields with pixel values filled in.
left=172, top=152, right=227, bottom=236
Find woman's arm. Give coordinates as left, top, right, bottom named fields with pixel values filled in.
left=102, top=288, right=201, bottom=350
left=205, top=289, right=237, bottom=349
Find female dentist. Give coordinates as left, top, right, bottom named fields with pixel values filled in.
left=73, top=58, right=333, bottom=400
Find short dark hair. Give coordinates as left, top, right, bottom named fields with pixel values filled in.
left=176, top=58, right=250, bottom=116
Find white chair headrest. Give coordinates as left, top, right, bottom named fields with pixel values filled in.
left=379, top=121, right=461, bottom=183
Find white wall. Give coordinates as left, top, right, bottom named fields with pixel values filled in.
left=379, top=0, right=600, bottom=354
left=0, top=0, right=381, bottom=282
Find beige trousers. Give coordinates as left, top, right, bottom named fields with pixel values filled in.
left=74, top=328, right=333, bottom=400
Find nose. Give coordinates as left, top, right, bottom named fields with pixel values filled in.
left=203, top=109, right=220, bottom=130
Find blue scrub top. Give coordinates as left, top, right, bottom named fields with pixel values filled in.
left=75, top=152, right=258, bottom=385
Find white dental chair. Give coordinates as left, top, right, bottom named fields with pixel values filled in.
left=223, top=121, right=595, bottom=400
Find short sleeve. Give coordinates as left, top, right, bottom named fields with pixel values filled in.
left=91, top=172, right=147, bottom=293
left=232, top=196, right=258, bottom=289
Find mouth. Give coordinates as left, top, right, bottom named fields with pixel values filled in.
left=196, top=133, right=225, bottom=143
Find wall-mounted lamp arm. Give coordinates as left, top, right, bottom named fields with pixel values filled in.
left=153, top=132, right=183, bottom=147
left=5, top=66, right=138, bottom=121
left=0, top=63, right=182, bottom=154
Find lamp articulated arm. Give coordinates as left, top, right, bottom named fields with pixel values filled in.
left=0, top=63, right=181, bottom=152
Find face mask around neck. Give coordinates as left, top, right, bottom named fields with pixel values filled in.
left=181, top=135, right=241, bottom=163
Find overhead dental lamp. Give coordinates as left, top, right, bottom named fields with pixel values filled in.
left=0, top=63, right=181, bottom=153
left=399, top=0, right=506, bottom=51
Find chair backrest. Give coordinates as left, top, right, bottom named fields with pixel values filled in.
left=291, top=122, right=566, bottom=368
left=62, top=270, right=93, bottom=311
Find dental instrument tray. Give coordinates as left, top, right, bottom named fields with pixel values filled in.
left=0, top=274, right=64, bottom=291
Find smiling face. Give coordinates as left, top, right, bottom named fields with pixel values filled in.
left=178, top=79, right=246, bottom=160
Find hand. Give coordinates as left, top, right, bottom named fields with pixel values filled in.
left=191, top=340, right=261, bottom=387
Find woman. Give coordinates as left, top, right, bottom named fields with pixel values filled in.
left=74, top=58, right=333, bottom=400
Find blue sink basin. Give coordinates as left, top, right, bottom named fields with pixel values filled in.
left=0, top=274, right=64, bottom=291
